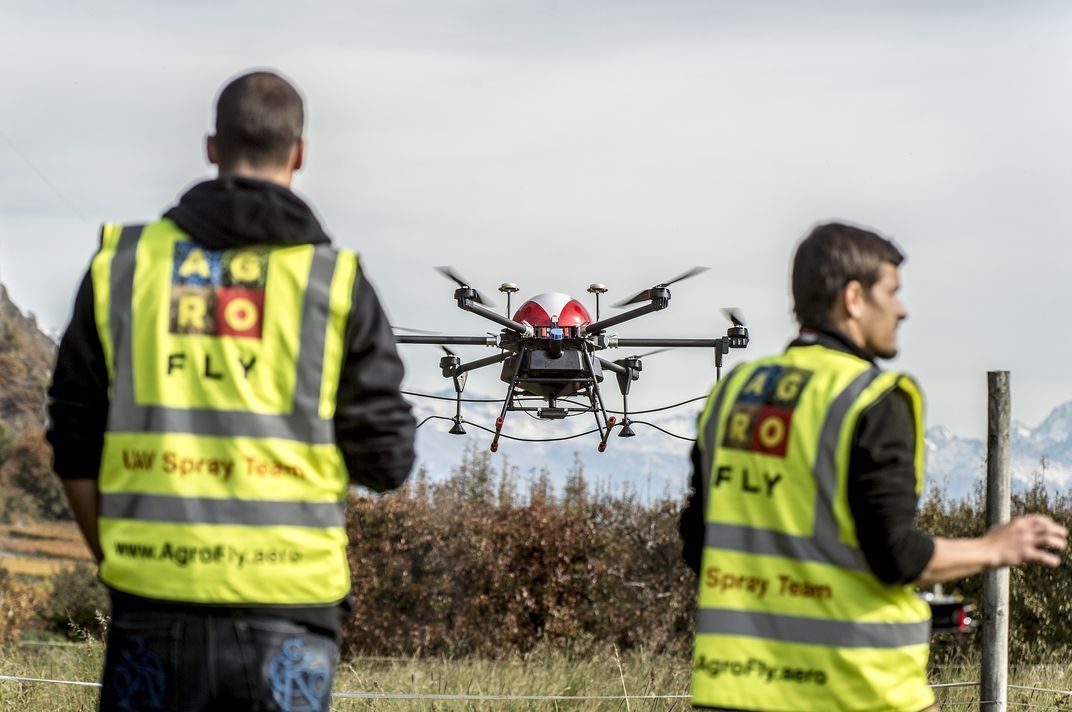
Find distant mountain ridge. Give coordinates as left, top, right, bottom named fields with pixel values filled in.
left=925, top=403, right=1072, bottom=500
left=410, top=387, right=1072, bottom=502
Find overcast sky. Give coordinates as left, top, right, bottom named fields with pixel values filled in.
left=2, top=0, right=1071, bottom=444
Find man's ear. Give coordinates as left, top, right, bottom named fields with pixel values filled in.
left=291, top=138, right=305, bottom=172
left=206, top=135, right=219, bottom=166
left=843, top=280, right=865, bottom=319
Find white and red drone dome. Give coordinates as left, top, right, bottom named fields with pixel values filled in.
left=511, top=293, right=592, bottom=328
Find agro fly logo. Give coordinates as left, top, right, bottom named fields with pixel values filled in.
left=169, top=243, right=269, bottom=339
left=722, top=365, right=812, bottom=457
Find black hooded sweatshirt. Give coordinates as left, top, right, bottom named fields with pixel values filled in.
left=47, top=177, right=417, bottom=637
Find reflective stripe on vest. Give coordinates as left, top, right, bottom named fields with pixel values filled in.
left=696, top=608, right=930, bottom=649
left=100, top=493, right=346, bottom=528
left=93, top=221, right=358, bottom=605
left=691, top=345, right=934, bottom=712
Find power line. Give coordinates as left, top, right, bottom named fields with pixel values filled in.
left=627, top=420, right=694, bottom=442
left=618, top=396, right=708, bottom=415
left=0, top=127, right=90, bottom=227
left=416, top=414, right=694, bottom=443
left=403, top=389, right=707, bottom=416
left=403, top=390, right=504, bottom=404
left=466, top=421, right=600, bottom=442
left=416, top=415, right=454, bottom=429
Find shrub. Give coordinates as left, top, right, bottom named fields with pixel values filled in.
left=39, top=564, right=110, bottom=640
left=342, top=451, right=1072, bottom=663
left=0, top=428, right=70, bottom=522
left=343, top=449, right=695, bottom=659
left=0, top=576, right=45, bottom=645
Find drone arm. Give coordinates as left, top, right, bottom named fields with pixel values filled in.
left=596, top=357, right=627, bottom=375
left=613, top=338, right=721, bottom=348
left=585, top=302, right=661, bottom=335
left=460, top=300, right=534, bottom=337
left=455, top=351, right=511, bottom=375
left=396, top=335, right=496, bottom=346
left=585, top=287, right=671, bottom=334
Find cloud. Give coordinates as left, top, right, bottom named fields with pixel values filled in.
left=3, top=1, right=1072, bottom=441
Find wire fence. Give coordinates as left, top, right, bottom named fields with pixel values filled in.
left=3, top=673, right=1072, bottom=708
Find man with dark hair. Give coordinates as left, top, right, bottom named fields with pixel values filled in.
left=680, top=221, right=1066, bottom=711
left=49, top=70, right=416, bottom=711
left=213, top=71, right=304, bottom=170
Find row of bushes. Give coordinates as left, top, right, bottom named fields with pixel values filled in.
left=344, top=452, right=694, bottom=657
left=0, top=564, right=110, bottom=645
left=342, top=448, right=1072, bottom=663
left=6, top=446, right=1072, bottom=666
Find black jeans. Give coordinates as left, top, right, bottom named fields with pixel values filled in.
left=100, top=611, right=339, bottom=712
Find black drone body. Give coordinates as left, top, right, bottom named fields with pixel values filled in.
left=396, top=267, right=749, bottom=452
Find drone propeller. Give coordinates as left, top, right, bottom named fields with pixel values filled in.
left=391, top=324, right=443, bottom=335
left=435, top=266, right=496, bottom=307
left=721, top=307, right=746, bottom=327
left=617, top=347, right=674, bottom=365
left=613, top=266, right=710, bottom=307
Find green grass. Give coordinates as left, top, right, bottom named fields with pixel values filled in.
left=0, top=642, right=692, bottom=711
left=2, top=642, right=1071, bottom=710
left=927, top=659, right=1072, bottom=711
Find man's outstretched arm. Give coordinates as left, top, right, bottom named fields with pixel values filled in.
left=849, top=389, right=1068, bottom=585
left=918, top=514, right=1068, bottom=584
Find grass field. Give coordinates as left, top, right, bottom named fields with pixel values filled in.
left=2, top=643, right=1071, bottom=710
left=1, top=525, right=1069, bottom=709
left=1, top=643, right=693, bottom=711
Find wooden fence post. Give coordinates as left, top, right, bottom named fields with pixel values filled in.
left=980, top=371, right=1010, bottom=711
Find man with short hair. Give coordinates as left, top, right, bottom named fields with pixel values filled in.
left=49, top=70, right=416, bottom=711
left=680, top=222, right=1067, bottom=711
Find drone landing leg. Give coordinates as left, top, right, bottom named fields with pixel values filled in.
left=452, top=381, right=469, bottom=437
left=582, top=351, right=616, bottom=452
left=714, top=338, right=728, bottom=383
left=619, top=389, right=635, bottom=437
left=614, top=360, right=638, bottom=438
left=490, top=353, right=525, bottom=452
left=439, top=353, right=468, bottom=435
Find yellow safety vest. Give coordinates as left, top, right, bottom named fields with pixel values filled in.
left=91, top=220, right=359, bottom=605
left=691, top=343, right=933, bottom=712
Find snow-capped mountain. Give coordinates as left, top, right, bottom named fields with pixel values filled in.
left=925, top=403, right=1072, bottom=501
left=409, top=388, right=1072, bottom=502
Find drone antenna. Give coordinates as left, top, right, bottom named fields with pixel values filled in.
left=587, top=283, right=608, bottom=320
left=499, top=283, right=519, bottom=318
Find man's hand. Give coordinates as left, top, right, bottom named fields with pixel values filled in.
left=983, top=514, right=1068, bottom=568
left=918, top=514, right=1067, bottom=584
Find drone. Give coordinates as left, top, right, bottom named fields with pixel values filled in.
left=395, top=266, right=750, bottom=452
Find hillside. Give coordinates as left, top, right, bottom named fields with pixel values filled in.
left=0, top=282, right=56, bottom=437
